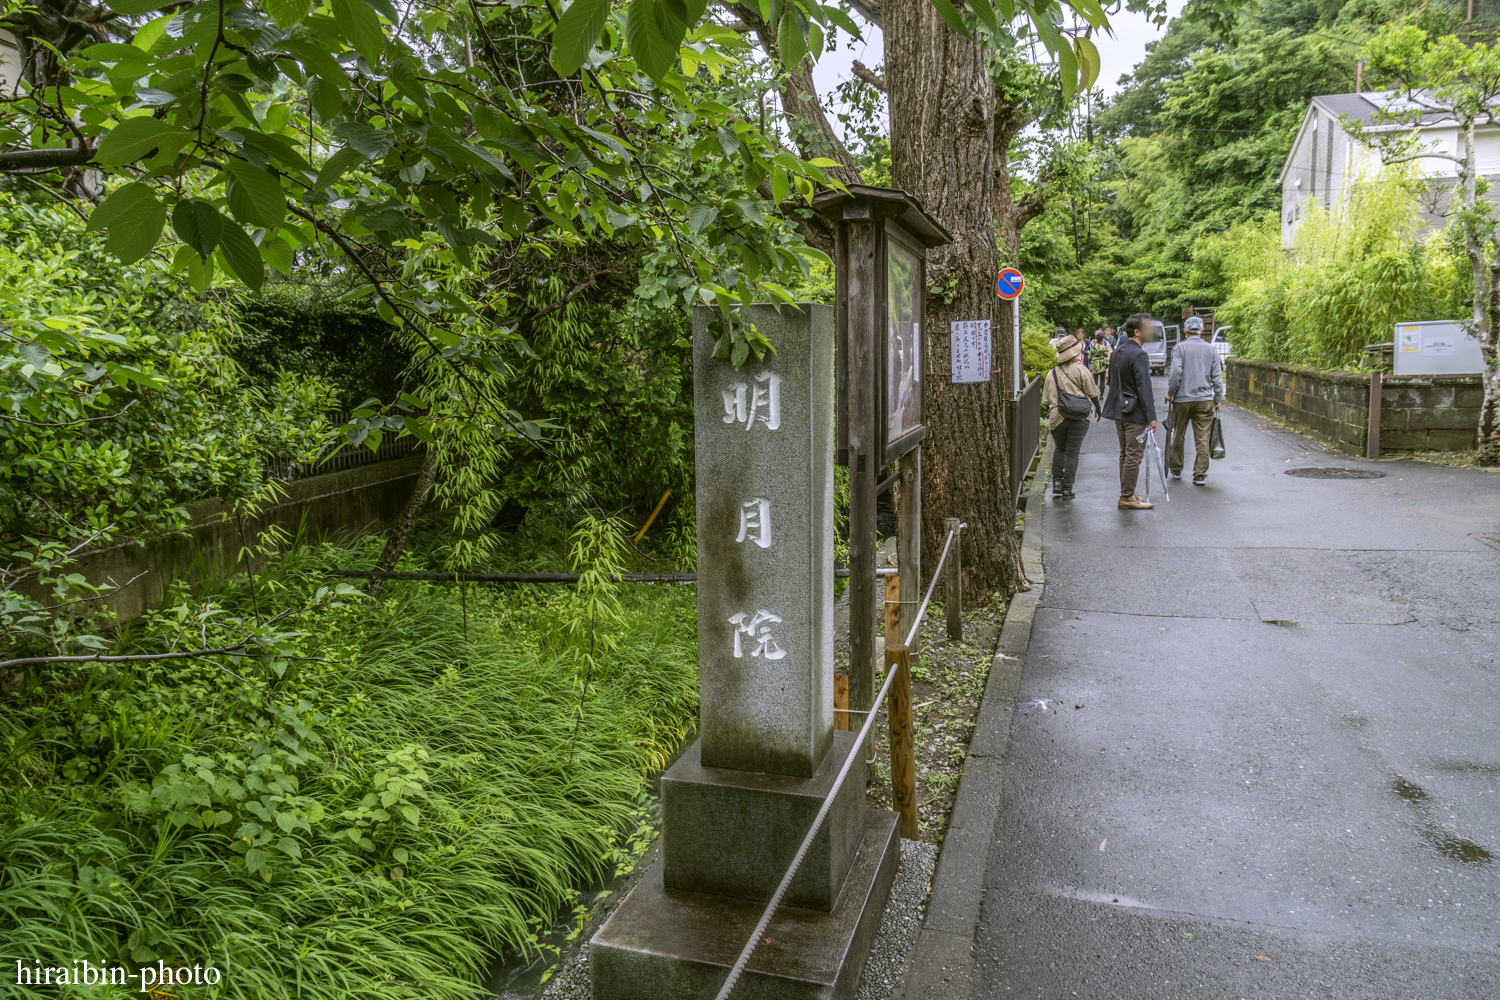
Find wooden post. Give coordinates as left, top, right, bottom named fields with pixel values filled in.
left=944, top=517, right=962, bottom=642
left=847, top=221, right=880, bottom=771
left=1367, top=371, right=1383, bottom=460
left=833, top=672, right=849, bottom=731
left=886, top=643, right=917, bottom=838
left=884, top=572, right=901, bottom=648
left=898, top=447, right=921, bottom=650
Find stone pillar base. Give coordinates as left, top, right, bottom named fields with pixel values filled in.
left=662, top=733, right=865, bottom=911
left=590, top=810, right=899, bottom=1000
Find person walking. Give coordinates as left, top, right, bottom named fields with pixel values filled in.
left=1088, top=330, right=1112, bottom=395
left=1101, top=313, right=1158, bottom=510
left=1042, top=333, right=1101, bottom=500
left=1164, top=315, right=1225, bottom=485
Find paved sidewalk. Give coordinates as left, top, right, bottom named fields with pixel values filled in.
left=973, top=383, right=1500, bottom=998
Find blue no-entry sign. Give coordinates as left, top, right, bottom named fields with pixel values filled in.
left=996, top=268, right=1024, bottom=300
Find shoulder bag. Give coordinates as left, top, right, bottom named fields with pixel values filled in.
left=1051, top=367, right=1093, bottom=420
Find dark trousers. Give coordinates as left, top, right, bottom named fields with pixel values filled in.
left=1169, top=401, right=1215, bottom=476
left=1115, top=420, right=1147, bottom=498
left=1050, top=418, right=1088, bottom=492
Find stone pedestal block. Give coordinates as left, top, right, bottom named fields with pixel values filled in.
left=662, top=733, right=865, bottom=911
left=694, top=304, right=836, bottom=778
left=590, top=810, right=899, bottom=1000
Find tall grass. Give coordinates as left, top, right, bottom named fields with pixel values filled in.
left=0, top=530, right=697, bottom=998
left=1214, top=167, right=1469, bottom=368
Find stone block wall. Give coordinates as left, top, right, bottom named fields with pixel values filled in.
left=32, top=454, right=428, bottom=622
left=1226, top=358, right=1482, bottom=456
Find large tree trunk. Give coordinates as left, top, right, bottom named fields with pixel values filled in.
left=993, top=96, right=1047, bottom=265
left=886, top=0, right=1025, bottom=603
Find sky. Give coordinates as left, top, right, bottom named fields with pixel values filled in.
left=810, top=0, right=1188, bottom=144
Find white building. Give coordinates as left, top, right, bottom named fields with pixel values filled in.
left=1278, top=90, right=1500, bottom=247
left=1, top=30, right=21, bottom=95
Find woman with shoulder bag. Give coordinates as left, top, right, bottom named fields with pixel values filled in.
left=1042, top=333, right=1102, bottom=500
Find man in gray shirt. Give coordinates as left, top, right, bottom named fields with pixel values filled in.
left=1164, top=316, right=1224, bottom=485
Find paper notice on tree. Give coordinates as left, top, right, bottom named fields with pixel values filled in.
left=951, top=320, right=992, bottom=383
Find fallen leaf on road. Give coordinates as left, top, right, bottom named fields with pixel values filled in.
left=1099, top=839, right=1107, bottom=851
left=1075, top=704, right=1084, bottom=709
left=1254, top=955, right=1272, bottom=962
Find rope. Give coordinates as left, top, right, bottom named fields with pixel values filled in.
left=714, top=525, right=961, bottom=1000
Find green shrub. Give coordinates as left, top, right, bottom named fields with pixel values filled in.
left=0, top=536, right=697, bottom=999
left=1216, top=169, right=1469, bottom=368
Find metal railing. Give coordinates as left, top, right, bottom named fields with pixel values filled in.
left=713, top=524, right=961, bottom=1000
left=265, top=411, right=425, bottom=482
left=1010, top=375, right=1042, bottom=507
left=325, top=567, right=897, bottom=584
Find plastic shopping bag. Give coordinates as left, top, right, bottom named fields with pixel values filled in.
left=1210, top=415, right=1226, bottom=460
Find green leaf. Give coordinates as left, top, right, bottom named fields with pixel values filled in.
left=806, top=21, right=823, bottom=63
left=551, top=0, right=613, bottom=78
left=771, top=166, right=789, bottom=205
left=777, top=12, right=805, bottom=68
left=95, top=118, right=188, bottom=167
left=176, top=244, right=215, bottom=291
left=86, top=183, right=168, bottom=264
left=277, top=836, right=302, bottom=859
left=332, top=121, right=394, bottom=159
left=716, top=126, right=740, bottom=157
left=308, top=76, right=344, bottom=122
left=1057, top=41, right=1078, bottom=102
left=225, top=160, right=287, bottom=228
left=471, top=103, right=504, bottom=140
left=172, top=198, right=224, bottom=259
left=265, top=0, right=312, bottom=28
left=687, top=204, right=717, bottom=232
left=626, top=0, right=688, bottom=82
left=331, top=0, right=386, bottom=65
left=314, top=145, right=367, bottom=189
left=926, top=0, right=970, bottom=39
left=218, top=222, right=266, bottom=290
left=260, top=234, right=295, bottom=274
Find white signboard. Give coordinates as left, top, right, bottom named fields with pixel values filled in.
left=950, top=319, right=992, bottom=383
left=1393, top=321, right=1484, bottom=375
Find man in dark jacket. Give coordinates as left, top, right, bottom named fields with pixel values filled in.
left=1102, top=313, right=1159, bottom=510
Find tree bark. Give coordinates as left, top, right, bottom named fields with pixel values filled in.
left=993, top=95, right=1047, bottom=265
left=886, top=0, right=1025, bottom=603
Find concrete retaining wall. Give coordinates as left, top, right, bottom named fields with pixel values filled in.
left=1226, top=358, right=1482, bottom=456
left=49, top=454, right=426, bottom=621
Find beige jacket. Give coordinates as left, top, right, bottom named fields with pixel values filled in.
left=1042, top=359, right=1100, bottom=429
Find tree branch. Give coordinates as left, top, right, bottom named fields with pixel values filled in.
left=0, top=145, right=95, bottom=171
left=846, top=0, right=882, bottom=26
left=851, top=60, right=886, bottom=93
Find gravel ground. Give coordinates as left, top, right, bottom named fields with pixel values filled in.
left=537, top=839, right=938, bottom=1000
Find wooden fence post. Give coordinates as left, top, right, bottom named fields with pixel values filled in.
left=886, top=643, right=917, bottom=838
left=833, top=672, right=849, bottom=731
left=944, top=517, right=962, bottom=642
left=884, top=572, right=901, bottom=649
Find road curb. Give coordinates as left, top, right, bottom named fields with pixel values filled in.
left=893, top=434, right=1052, bottom=1000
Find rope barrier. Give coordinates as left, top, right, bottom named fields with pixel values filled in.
left=713, top=525, right=961, bottom=1000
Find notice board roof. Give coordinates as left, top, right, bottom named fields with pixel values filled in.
left=810, top=185, right=953, bottom=248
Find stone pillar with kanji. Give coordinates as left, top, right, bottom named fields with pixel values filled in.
left=589, top=304, right=899, bottom=1000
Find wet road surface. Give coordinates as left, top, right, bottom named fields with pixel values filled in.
left=973, top=383, right=1500, bottom=998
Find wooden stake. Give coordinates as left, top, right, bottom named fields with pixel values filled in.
left=945, top=517, right=962, bottom=642
left=834, top=671, right=849, bottom=731
left=886, top=643, right=917, bottom=838
left=1367, top=372, right=1383, bottom=459
left=898, top=447, right=921, bottom=650
left=884, top=572, right=901, bottom=648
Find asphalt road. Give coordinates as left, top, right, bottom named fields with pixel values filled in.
left=973, top=381, right=1500, bottom=999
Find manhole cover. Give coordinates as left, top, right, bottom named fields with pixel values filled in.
left=1285, top=467, right=1387, bottom=480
